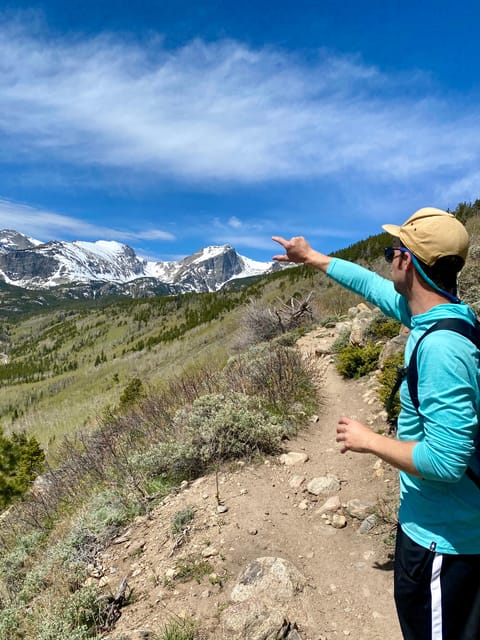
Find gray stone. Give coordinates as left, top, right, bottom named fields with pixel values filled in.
left=221, top=602, right=287, bottom=640
left=378, top=333, right=408, bottom=368
left=279, top=452, right=309, bottom=466
left=358, top=513, right=378, bottom=534
left=345, top=499, right=376, bottom=520
left=350, top=313, right=374, bottom=346
left=307, top=476, right=340, bottom=495
left=231, top=557, right=306, bottom=604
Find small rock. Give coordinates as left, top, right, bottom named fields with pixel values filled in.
left=217, top=504, right=229, bottom=514
left=345, top=499, right=375, bottom=520
left=316, top=495, right=341, bottom=515
left=358, top=513, right=378, bottom=534
left=191, top=477, right=207, bottom=487
left=248, top=528, right=258, bottom=535
left=165, top=568, right=178, bottom=579
left=289, top=475, right=306, bottom=489
left=113, top=533, right=131, bottom=545
left=202, top=546, right=219, bottom=558
left=127, top=539, right=146, bottom=557
left=307, top=476, right=340, bottom=495
left=298, top=500, right=309, bottom=510
left=331, top=514, right=347, bottom=529
left=279, top=452, right=309, bottom=466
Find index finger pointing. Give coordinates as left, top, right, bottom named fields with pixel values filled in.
left=271, top=236, right=290, bottom=249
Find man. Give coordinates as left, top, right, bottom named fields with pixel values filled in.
left=272, top=207, right=480, bottom=640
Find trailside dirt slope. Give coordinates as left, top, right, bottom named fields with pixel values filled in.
left=98, top=326, right=402, bottom=640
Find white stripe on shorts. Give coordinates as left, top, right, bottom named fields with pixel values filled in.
left=430, top=553, right=443, bottom=640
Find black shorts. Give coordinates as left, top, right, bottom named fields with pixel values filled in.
left=394, top=524, right=480, bottom=640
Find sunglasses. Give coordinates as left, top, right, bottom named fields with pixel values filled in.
left=384, top=246, right=409, bottom=263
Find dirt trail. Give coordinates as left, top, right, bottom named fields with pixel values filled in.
left=99, top=326, right=403, bottom=640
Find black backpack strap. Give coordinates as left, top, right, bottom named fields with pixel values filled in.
left=407, top=318, right=480, bottom=411
left=407, top=317, right=480, bottom=488
left=466, top=467, right=480, bottom=490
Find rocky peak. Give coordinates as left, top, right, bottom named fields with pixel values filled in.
left=0, top=230, right=40, bottom=252
left=0, top=231, right=275, bottom=295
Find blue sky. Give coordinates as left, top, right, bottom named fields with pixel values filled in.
left=1, top=1, right=480, bottom=262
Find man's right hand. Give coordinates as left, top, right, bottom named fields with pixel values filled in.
left=271, top=235, right=331, bottom=272
left=271, top=235, right=312, bottom=263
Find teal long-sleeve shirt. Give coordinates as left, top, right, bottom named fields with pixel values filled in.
left=327, top=258, right=480, bottom=553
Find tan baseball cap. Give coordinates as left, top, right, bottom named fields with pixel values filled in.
left=382, top=207, right=469, bottom=267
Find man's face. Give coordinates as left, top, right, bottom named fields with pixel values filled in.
left=390, top=240, right=409, bottom=294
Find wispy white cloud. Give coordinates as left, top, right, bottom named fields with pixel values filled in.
left=0, top=15, right=479, bottom=191
left=209, top=214, right=354, bottom=251
left=228, top=216, right=242, bottom=228
left=0, top=198, right=175, bottom=242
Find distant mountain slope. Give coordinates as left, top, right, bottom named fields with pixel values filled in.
left=0, top=230, right=277, bottom=295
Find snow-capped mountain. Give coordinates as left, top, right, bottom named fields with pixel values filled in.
left=146, top=244, right=274, bottom=292
left=0, top=230, right=42, bottom=252
left=0, top=230, right=277, bottom=295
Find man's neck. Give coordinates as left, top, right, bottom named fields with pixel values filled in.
left=408, top=287, right=454, bottom=316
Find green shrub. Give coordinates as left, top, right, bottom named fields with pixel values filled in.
left=336, top=342, right=382, bottom=379
left=0, top=429, right=45, bottom=509
left=173, top=556, right=213, bottom=583
left=367, top=315, right=402, bottom=340
left=118, top=376, right=145, bottom=410
left=171, top=507, right=195, bottom=537
left=160, top=616, right=197, bottom=640
left=331, top=328, right=351, bottom=354
left=377, top=351, right=405, bottom=423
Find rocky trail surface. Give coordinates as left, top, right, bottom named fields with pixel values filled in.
left=97, top=325, right=403, bottom=640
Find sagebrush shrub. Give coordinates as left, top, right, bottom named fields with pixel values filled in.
left=34, top=585, right=103, bottom=640
left=171, top=392, right=285, bottom=476
left=221, top=344, right=317, bottom=418
left=0, top=606, right=21, bottom=640
left=0, top=531, right=46, bottom=598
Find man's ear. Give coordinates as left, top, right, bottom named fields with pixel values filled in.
left=403, top=251, right=415, bottom=270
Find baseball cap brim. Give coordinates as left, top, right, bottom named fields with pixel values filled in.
left=382, top=223, right=401, bottom=237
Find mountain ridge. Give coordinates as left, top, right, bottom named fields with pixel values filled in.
left=0, top=230, right=278, bottom=296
